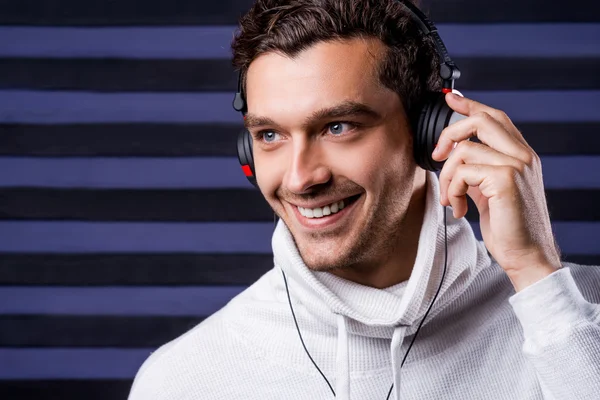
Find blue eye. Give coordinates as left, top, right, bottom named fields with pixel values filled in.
left=260, top=131, right=279, bottom=143
left=329, top=122, right=350, bottom=135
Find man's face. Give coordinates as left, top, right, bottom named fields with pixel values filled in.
left=245, top=38, right=420, bottom=272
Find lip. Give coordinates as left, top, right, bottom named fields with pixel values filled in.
left=291, top=194, right=363, bottom=230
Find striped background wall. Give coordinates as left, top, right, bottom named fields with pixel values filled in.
left=1, top=0, right=599, bottom=398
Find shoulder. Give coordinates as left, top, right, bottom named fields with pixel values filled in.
left=128, top=269, right=279, bottom=399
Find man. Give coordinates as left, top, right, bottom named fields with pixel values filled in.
left=129, top=0, right=600, bottom=399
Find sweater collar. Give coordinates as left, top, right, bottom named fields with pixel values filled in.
left=272, top=170, right=492, bottom=337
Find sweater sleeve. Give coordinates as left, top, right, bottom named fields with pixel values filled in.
left=508, top=267, right=600, bottom=400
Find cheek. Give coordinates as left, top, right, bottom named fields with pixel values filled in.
left=254, top=150, right=284, bottom=199
left=351, top=133, right=412, bottom=187
left=352, top=154, right=381, bottom=186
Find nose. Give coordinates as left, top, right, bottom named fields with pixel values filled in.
left=283, top=139, right=331, bottom=194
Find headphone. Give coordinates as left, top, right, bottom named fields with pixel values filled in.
left=232, top=0, right=461, bottom=188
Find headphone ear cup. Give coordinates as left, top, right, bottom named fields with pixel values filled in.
left=237, top=129, right=258, bottom=188
left=414, top=93, right=454, bottom=171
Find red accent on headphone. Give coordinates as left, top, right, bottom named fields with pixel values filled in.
left=241, top=164, right=253, bottom=177
left=442, top=88, right=452, bottom=94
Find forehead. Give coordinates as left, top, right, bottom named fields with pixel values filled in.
left=245, top=38, right=390, bottom=117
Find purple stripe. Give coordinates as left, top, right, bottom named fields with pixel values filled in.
left=0, top=156, right=599, bottom=189
left=1, top=90, right=599, bottom=124
left=439, top=23, right=600, bottom=57
left=0, top=24, right=598, bottom=59
left=541, top=156, right=600, bottom=189
left=0, top=91, right=239, bottom=123
left=461, top=91, right=600, bottom=123
left=0, top=157, right=252, bottom=189
left=0, top=286, right=246, bottom=316
left=0, top=26, right=234, bottom=59
left=0, top=221, right=595, bottom=255
left=0, top=222, right=273, bottom=253
left=0, top=348, right=152, bottom=379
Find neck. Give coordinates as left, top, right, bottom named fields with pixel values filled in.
left=332, top=169, right=428, bottom=289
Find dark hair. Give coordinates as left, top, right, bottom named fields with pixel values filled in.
left=230, top=0, right=442, bottom=130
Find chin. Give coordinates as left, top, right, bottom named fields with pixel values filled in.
left=295, top=236, right=354, bottom=272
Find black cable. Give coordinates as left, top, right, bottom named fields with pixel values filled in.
left=279, top=205, right=449, bottom=399
left=282, top=269, right=337, bottom=396
left=277, top=213, right=336, bottom=396
left=385, top=205, right=448, bottom=400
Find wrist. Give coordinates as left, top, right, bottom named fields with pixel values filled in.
left=506, top=263, right=558, bottom=293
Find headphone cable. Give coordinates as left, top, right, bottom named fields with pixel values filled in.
left=278, top=205, right=449, bottom=398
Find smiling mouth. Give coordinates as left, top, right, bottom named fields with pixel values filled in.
left=296, top=194, right=361, bottom=219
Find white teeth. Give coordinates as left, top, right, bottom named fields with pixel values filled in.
left=330, top=202, right=338, bottom=213
left=298, top=199, right=350, bottom=219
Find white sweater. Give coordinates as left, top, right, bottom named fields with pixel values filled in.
left=129, top=171, right=600, bottom=400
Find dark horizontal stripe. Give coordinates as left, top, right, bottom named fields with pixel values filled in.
left=0, top=0, right=597, bottom=25
left=0, top=348, right=151, bottom=379
left=465, top=189, right=600, bottom=222
left=1, top=188, right=597, bottom=222
left=0, top=58, right=238, bottom=92
left=422, top=0, right=600, bottom=23
left=0, top=380, right=132, bottom=399
left=0, top=253, right=594, bottom=287
left=518, top=123, right=600, bottom=155
left=563, top=254, right=600, bottom=265
left=0, top=0, right=252, bottom=26
left=1, top=57, right=599, bottom=92
left=0, top=315, right=204, bottom=347
left=2, top=156, right=600, bottom=189
left=0, top=188, right=273, bottom=221
left=0, top=222, right=273, bottom=253
left=0, top=286, right=245, bottom=316
left=3, top=90, right=600, bottom=124
left=0, top=123, right=241, bottom=157
left=2, top=25, right=599, bottom=59
left=0, top=123, right=240, bottom=157
left=0, top=221, right=597, bottom=255
left=0, top=253, right=273, bottom=286
left=1, top=122, right=599, bottom=157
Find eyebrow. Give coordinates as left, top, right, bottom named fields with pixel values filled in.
left=243, top=100, right=382, bottom=130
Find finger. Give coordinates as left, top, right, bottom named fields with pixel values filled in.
left=438, top=140, right=523, bottom=206
left=445, top=92, right=531, bottom=148
left=446, top=164, right=516, bottom=218
left=433, top=107, right=533, bottom=164
left=445, top=92, right=511, bottom=127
